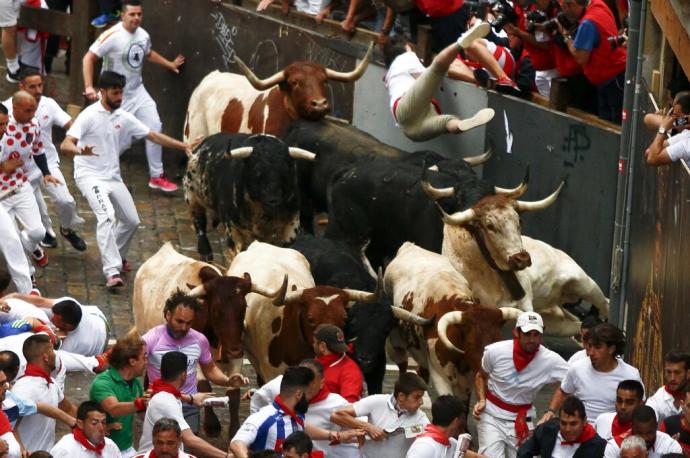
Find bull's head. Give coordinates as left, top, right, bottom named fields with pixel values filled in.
left=187, top=270, right=288, bottom=359
left=234, top=42, right=374, bottom=120
left=423, top=177, right=564, bottom=271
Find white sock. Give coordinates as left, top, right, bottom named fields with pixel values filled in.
left=6, top=58, right=19, bottom=73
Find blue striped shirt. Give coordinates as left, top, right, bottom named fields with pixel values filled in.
left=232, top=400, right=305, bottom=451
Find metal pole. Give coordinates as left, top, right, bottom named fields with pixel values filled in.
left=609, top=0, right=647, bottom=330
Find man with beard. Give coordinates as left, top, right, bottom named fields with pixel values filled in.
left=604, top=406, right=681, bottom=457
left=231, top=366, right=363, bottom=458
left=472, top=311, right=569, bottom=458
left=138, top=351, right=224, bottom=457
left=595, top=380, right=645, bottom=441
left=142, top=290, right=247, bottom=434
left=646, top=351, right=690, bottom=423
left=60, top=71, right=197, bottom=288
left=49, top=401, right=120, bottom=457
left=135, top=418, right=196, bottom=458
left=659, top=384, right=690, bottom=455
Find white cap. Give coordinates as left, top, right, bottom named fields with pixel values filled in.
left=515, top=311, right=544, bottom=333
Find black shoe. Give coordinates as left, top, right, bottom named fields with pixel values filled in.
left=473, top=68, right=491, bottom=88
left=6, top=69, right=20, bottom=83
left=40, top=232, right=58, bottom=248
left=60, top=227, right=87, bottom=252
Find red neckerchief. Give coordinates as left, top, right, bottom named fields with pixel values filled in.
left=561, top=422, right=597, bottom=445
left=512, top=338, right=538, bottom=372
left=611, top=414, right=632, bottom=438
left=613, top=429, right=631, bottom=447
left=309, top=386, right=330, bottom=405
left=151, top=379, right=181, bottom=399
left=316, top=353, right=343, bottom=367
left=72, top=427, right=105, bottom=456
left=23, top=363, right=52, bottom=385
left=485, top=391, right=531, bottom=446
left=147, top=452, right=178, bottom=458
left=665, top=385, right=684, bottom=403
left=272, top=395, right=305, bottom=427
left=417, top=424, right=450, bottom=446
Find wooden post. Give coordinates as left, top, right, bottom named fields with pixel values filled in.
left=69, top=0, right=97, bottom=111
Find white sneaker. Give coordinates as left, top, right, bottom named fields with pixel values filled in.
left=457, top=108, right=495, bottom=132
left=457, top=22, right=491, bottom=49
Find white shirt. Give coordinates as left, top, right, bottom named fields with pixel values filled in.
left=482, top=340, right=569, bottom=420
left=352, top=394, right=430, bottom=458
left=293, top=0, right=323, bottom=14
left=551, top=431, right=582, bottom=458
left=67, top=101, right=149, bottom=181
left=134, top=451, right=195, bottom=458
left=594, top=411, right=617, bottom=441
left=0, top=431, right=21, bottom=458
left=567, top=349, right=587, bottom=366
left=0, top=298, right=51, bottom=324
left=3, top=95, right=71, bottom=177
left=666, top=129, right=690, bottom=162
left=54, top=301, right=108, bottom=356
left=49, top=433, right=121, bottom=458
left=406, top=436, right=457, bottom=458
left=89, top=22, right=152, bottom=98
left=603, top=431, right=682, bottom=458
left=140, top=391, right=190, bottom=452
left=250, top=375, right=282, bottom=414
left=232, top=401, right=304, bottom=452
left=12, top=371, right=64, bottom=452
left=384, top=51, right=426, bottom=113
left=0, top=332, right=67, bottom=389
left=561, top=358, right=643, bottom=424
left=646, top=386, right=682, bottom=424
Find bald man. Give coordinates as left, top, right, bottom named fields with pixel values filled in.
left=0, top=90, right=60, bottom=272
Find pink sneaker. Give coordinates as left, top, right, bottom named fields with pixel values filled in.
left=106, top=274, right=124, bottom=288
left=148, top=175, right=178, bottom=192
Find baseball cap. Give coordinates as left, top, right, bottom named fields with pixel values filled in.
left=314, top=324, right=348, bottom=353
left=515, top=311, right=544, bottom=334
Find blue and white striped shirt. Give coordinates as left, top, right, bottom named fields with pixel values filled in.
left=232, top=399, right=305, bottom=451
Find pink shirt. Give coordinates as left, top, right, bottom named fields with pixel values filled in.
left=142, top=325, right=213, bottom=395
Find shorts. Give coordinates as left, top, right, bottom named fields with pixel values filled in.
left=0, top=0, right=20, bottom=28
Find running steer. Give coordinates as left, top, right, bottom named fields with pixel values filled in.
left=183, top=43, right=373, bottom=141
left=183, top=133, right=315, bottom=261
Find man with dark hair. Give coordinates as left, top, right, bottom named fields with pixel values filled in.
left=313, top=324, right=363, bottom=403
left=83, top=0, right=185, bottom=193
left=90, top=329, right=148, bottom=457
left=0, top=368, right=22, bottom=457
left=134, top=418, right=196, bottom=458
left=49, top=400, right=120, bottom=457
left=474, top=311, right=568, bottom=458
left=596, top=380, right=645, bottom=441
left=604, top=406, right=682, bottom=457
left=331, top=371, right=430, bottom=457
left=659, top=384, right=690, bottom=455
left=282, top=431, right=313, bottom=458
left=60, top=71, right=197, bottom=288
left=518, top=395, right=606, bottom=457
left=646, top=93, right=690, bottom=166
left=140, top=351, right=225, bottom=457
left=3, top=66, right=86, bottom=252
left=143, top=290, right=246, bottom=434
left=568, top=315, right=601, bottom=365
left=543, top=323, right=642, bottom=424
left=647, top=350, right=690, bottom=423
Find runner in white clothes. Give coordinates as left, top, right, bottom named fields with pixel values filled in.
left=473, top=311, right=569, bottom=458
left=133, top=418, right=196, bottom=458
left=595, top=380, right=645, bottom=441
left=603, top=406, right=682, bottom=458
left=60, top=71, right=198, bottom=288
left=49, top=401, right=121, bottom=458
left=0, top=90, right=60, bottom=271
left=567, top=316, right=599, bottom=366
left=82, top=0, right=185, bottom=193
left=4, top=66, right=87, bottom=252
left=542, top=323, right=643, bottom=425
left=646, top=350, right=689, bottom=423
left=0, top=196, right=33, bottom=294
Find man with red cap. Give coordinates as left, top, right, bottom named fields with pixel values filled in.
left=473, top=311, right=569, bottom=458
left=313, top=324, right=363, bottom=403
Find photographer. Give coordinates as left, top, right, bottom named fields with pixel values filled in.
left=559, top=0, right=626, bottom=123
left=645, top=92, right=690, bottom=166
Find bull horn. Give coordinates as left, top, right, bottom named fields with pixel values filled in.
left=495, top=166, right=530, bottom=198
left=283, top=286, right=304, bottom=306
left=251, top=274, right=289, bottom=306
left=187, top=284, right=206, bottom=299
left=225, top=147, right=253, bottom=159
left=288, top=147, right=316, bottom=161
left=500, top=307, right=523, bottom=321
left=437, top=311, right=465, bottom=354
left=436, top=203, right=476, bottom=226
left=421, top=181, right=455, bottom=199
left=514, top=180, right=565, bottom=213
left=325, top=41, right=374, bottom=82
left=343, top=268, right=383, bottom=306
left=234, top=55, right=286, bottom=90
left=392, top=306, right=434, bottom=327
left=463, top=148, right=493, bottom=167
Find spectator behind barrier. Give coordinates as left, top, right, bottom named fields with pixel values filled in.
left=645, top=92, right=690, bottom=166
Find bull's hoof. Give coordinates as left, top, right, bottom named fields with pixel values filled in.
left=203, top=410, right=222, bottom=438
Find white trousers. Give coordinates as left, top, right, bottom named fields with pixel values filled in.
left=477, top=412, right=518, bottom=458
left=0, top=184, right=44, bottom=254
left=122, top=87, right=163, bottom=178
left=75, top=176, right=140, bottom=277
left=121, top=447, right=138, bottom=458
left=535, top=69, right=560, bottom=98
left=56, top=349, right=97, bottom=373
left=0, top=204, right=32, bottom=293
left=32, top=166, right=84, bottom=232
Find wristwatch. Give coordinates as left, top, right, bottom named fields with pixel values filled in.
left=658, top=127, right=668, bottom=135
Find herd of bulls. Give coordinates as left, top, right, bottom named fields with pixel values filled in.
left=133, top=43, right=609, bottom=434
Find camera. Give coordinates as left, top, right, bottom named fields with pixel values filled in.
left=674, top=116, right=689, bottom=128
left=490, top=0, right=520, bottom=32
left=525, top=10, right=548, bottom=33
left=608, top=31, right=627, bottom=49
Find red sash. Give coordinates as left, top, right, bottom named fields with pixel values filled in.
left=560, top=422, right=597, bottom=445
left=73, top=427, right=105, bottom=456
left=485, top=390, right=532, bottom=445
left=417, top=424, right=450, bottom=446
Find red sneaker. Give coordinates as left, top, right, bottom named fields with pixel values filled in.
left=31, top=248, right=49, bottom=267
left=148, top=175, right=178, bottom=192
left=94, top=347, right=113, bottom=373
left=496, top=76, right=521, bottom=96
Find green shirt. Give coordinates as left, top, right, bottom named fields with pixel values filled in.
left=89, top=367, right=143, bottom=451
